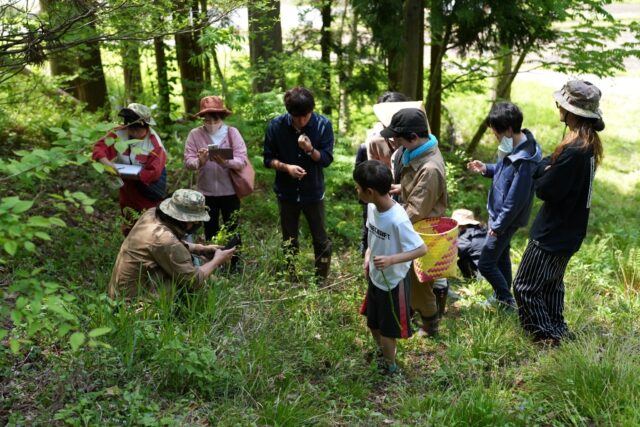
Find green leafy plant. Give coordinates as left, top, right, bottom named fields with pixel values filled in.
left=0, top=197, right=65, bottom=261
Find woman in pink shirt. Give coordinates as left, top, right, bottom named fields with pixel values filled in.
left=184, top=96, right=248, bottom=268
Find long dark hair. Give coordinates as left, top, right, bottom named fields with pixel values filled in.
left=552, top=114, right=604, bottom=167
left=155, top=208, right=189, bottom=236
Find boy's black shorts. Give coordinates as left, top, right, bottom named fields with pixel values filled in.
left=366, top=276, right=412, bottom=339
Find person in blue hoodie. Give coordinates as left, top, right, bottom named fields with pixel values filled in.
left=467, top=102, right=542, bottom=309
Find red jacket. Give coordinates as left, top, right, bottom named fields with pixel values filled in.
left=92, top=128, right=167, bottom=212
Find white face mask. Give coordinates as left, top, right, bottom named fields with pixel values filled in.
left=204, top=122, right=222, bottom=134
left=498, top=136, right=513, bottom=156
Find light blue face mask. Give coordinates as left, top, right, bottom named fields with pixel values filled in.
left=498, top=136, right=513, bottom=157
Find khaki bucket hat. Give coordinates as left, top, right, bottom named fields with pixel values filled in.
left=119, top=103, right=157, bottom=126
left=553, top=80, right=602, bottom=119
left=159, top=189, right=210, bottom=222
left=451, top=209, right=480, bottom=226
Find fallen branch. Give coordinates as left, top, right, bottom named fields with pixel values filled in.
left=232, top=274, right=358, bottom=307
left=20, top=68, right=81, bottom=104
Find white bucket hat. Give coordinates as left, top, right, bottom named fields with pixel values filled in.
left=373, top=101, right=427, bottom=128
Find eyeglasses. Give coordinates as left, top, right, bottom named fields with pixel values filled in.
left=555, top=101, right=560, bottom=109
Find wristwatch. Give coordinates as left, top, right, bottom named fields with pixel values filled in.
left=306, top=148, right=314, bottom=156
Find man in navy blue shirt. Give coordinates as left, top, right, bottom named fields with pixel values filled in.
left=263, top=87, right=334, bottom=284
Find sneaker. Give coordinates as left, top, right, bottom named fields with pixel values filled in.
left=497, top=299, right=517, bottom=312
left=382, top=362, right=402, bottom=376
left=448, top=288, right=461, bottom=301
left=479, top=296, right=516, bottom=311
left=478, top=296, right=498, bottom=308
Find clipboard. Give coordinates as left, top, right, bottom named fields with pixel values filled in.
left=113, top=163, right=142, bottom=179
left=208, top=145, right=233, bottom=160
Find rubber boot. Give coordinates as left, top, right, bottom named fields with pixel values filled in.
left=315, top=252, right=331, bottom=286
left=421, top=314, right=440, bottom=337
left=434, top=285, right=449, bottom=318
left=314, top=241, right=332, bottom=286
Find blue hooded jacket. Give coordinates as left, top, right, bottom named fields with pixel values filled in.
left=483, top=129, right=542, bottom=234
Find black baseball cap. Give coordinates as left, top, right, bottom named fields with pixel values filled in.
left=380, top=108, right=430, bottom=138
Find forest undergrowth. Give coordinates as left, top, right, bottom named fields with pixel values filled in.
left=1, top=78, right=639, bottom=426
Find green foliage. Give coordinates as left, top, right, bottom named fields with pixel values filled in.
left=2, top=270, right=111, bottom=354
left=0, top=197, right=64, bottom=259
left=151, top=338, right=240, bottom=398
left=52, top=382, right=166, bottom=426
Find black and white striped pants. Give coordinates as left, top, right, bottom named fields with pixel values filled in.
left=513, top=241, right=572, bottom=340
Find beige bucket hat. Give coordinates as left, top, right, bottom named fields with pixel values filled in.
left=373, top=101, right=426, bottom=127
left=451, top=209, right=480, bottom=226
left=119, top=103, right=157, bottom=126
left=159, top=189, right=210, bottom=222
left=553, top=80, right=602, bottom=119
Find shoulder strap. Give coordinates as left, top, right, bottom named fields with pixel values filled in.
left=227, top=126, right=235, bottom=149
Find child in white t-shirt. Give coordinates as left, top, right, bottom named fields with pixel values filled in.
left=354, top=160, right=426, bottom=374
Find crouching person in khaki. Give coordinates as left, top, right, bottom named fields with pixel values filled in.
left=108, top=189, right=235, bottom=299
left=384, top=108, right=449, bottom=337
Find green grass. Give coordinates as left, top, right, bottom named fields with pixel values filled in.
left=3, top=73, right=640, bottom=426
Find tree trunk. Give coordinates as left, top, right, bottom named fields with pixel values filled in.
left=493, top=46, right=513, bottom=102
left=400, top=0, right=424, bottom=101
left=154, top=36, right=171, bottom=126
left=75, top=18, right=109, bottom=115
left=200, top=0, right=211, bottom=86
left=41, top=0, right=109, bottom=114
left=466, top=46, right=530, bottom=154
left=211, top=47, right=228, bottom=99
left=175, top=31, right=203, bottom=114
left=337, top=0, right=357, bottom=133
left=387, top=48, right=403, bottom=92
left=417, top=14, right=425, bottom=102
left=191, top=0, right=207, bottom=87
left=320, top=0, right=333, bottom=116
left=121, top=41, right=143, bottom=103
left=39, top=0, right=79, bottom=97
left=203, top=55, right=212, bottom=87
left=425, top=1, right=450, bottom=139
left=248, top=0, right=284, bottom=93
left=174, top=0, right=205, bottom=115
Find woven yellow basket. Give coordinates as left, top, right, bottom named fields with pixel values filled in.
left=413, top=217, right=459, bottom=282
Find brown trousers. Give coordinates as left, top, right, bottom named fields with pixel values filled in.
left=409, top=268, right=438, bottom=319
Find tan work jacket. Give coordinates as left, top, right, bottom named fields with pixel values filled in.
left=108, top=208, right=205, bottom=299
left=395, top=145, right=448, bottom=223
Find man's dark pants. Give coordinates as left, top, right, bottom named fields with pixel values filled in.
left=277, top=198, right=332, bottom=281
